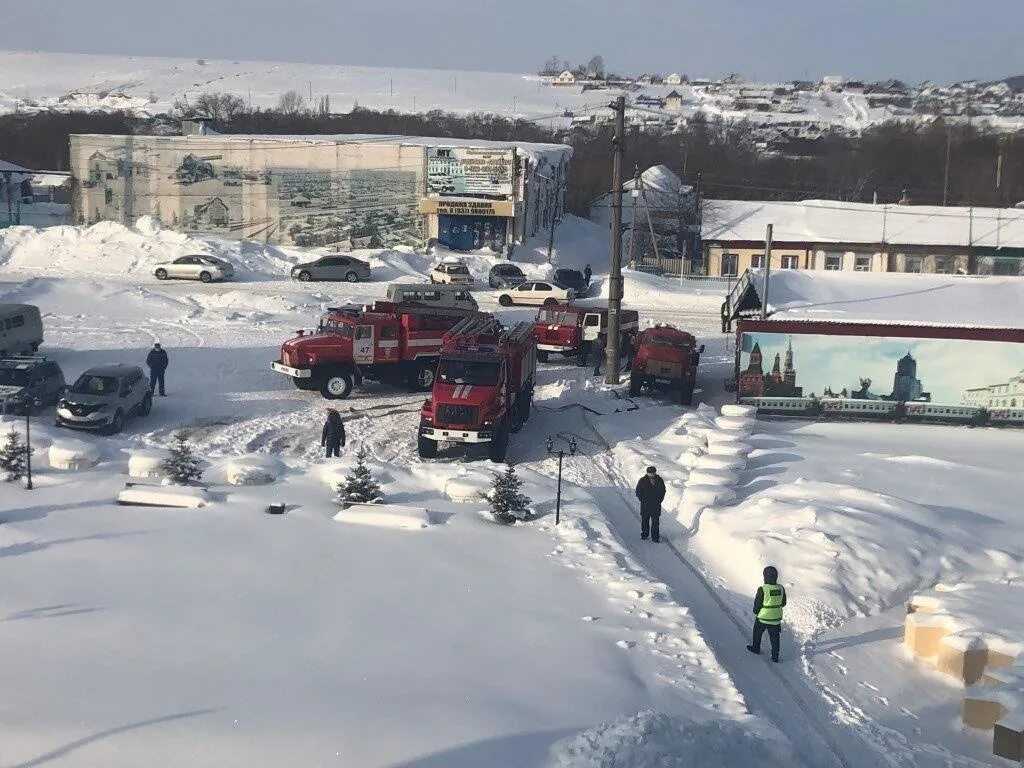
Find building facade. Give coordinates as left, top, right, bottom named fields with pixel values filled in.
left=69, top=132, right=571, bottom=253
left=962, top=369, right=1024, bottom=408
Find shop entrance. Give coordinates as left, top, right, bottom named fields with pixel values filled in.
left=438, top=215, right=508, bottom=252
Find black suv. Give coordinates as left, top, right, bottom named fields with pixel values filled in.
left=0, top=356, right=66, bottom=415
left=554, top=268, right=588, bottom=297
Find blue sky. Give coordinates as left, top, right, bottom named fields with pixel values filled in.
left=744, top=332, right=1024, bottom=402
left=3, top=0, right=1022, bottom=82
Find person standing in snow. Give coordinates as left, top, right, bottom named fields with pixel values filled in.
left=145, top=342, right=169, bottom=397
left=592, top=333, right=606, bottom=376
left=621, top=331, right=636, bottom=372
left=584, top=264, right=593, bottom=284
left=747, top=566, right=786, bottom=663
left=321, top=409, right=346, bottom=458
left=634, top=466, right=666, bottom=543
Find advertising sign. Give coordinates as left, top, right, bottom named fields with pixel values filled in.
left=419, top=198, right=515, bottom=217
left=426, top=147, right=514, bottom=197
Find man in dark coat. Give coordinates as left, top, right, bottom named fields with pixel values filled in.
left=592, top=333, right=606, bottom=376
left=621, top=331, right=636, bottom=372
left=321, top=409, right=346, bottom=458
left=145, top=343, right=169, bottom=396
left=634, top=465, right=666, bottom=543
left=747, top=565, right=787, bottom=663
left=583, top=264, right=593, bottom=284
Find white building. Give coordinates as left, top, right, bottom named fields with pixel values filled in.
left=664, top=73, right=684, bottom=85
left=962, top=369, right=1024, bottom=408
left=553, top=70, right=576, bottom=86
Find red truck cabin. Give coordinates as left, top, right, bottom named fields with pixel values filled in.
left=534, top=304, right=639, bottom=362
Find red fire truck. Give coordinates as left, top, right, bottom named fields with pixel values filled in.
left=533, top=304, right=640, bottom=364
left=272, top=302, right=481, bottom=399
left=417, top=316, right=537, bottom=462
left=629, top=324, right=705, bottom=405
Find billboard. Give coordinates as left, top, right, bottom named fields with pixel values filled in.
left=426, top=147, right=514, bottom=197
left=738, top=331, right=1024, bottom=407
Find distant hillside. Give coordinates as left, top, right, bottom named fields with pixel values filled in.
left=1002, top=75, right=1024, bottom=92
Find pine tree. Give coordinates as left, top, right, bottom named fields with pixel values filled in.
left=484, top=465, right=532, bottom=524
left=161, top=432, right=203, bottom=484
left=338, top=446, right=383, bottom=506
left=0, top=429, right=26, bottom=482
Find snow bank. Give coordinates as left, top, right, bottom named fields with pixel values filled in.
left=714, top=415, right=754, bottom=432
left=687, top=468, right=739, bottom=487
left=681, top=485, right=737, bottom=508
left=128, top=448, right=169, bottom=479
left=720, top=404, right=757, bottom=418
left=333, top=503, right=430, bottom=530
left=117, top=485, right=210, bottom=508
left=706, top=440, right=752, bottom=458
left=47, top=438, right=101, bottom=470
left=695, top=454, right=745, bottom=472
left=444, top=471, right=494, bottom=503
left=548, top=710, right=794, bottom=768
left=223, top=455, right=284, bottom=486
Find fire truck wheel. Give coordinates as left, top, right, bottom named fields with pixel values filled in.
left=321, top=373, right=353, bottom=400
left=679, top=382, right=694, bottom=406
left=511, top=388, right=533, bottom=432
left=629, top=372, right=642, bottom=398
left=488, top=419, right=511, bottom=463
left=409, top=362, right=436, bottom=391
left=417, top=433, right=438, bottom=458
left=536, top=350, right=549, bottom=363
left=498, top=294, right=513, bottom=307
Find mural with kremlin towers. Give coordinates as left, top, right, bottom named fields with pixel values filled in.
left=738, top=332, right=1024, bottom=407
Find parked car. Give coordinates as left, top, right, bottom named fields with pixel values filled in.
left=554, top=268, right=589, bottom=296
left=291, top=254, right=371, bottom=283
left=488, top=263, right=527, bottom=288
left=0, top=303, right=43, bottom=357
left=154, top=255, right=235, bottom=283
left=0, top=356, right=65, bottom=415
left=496, top=281, right=575, bottom=307
left=56, top=364, right=152, bottom=435
left=386, top=283, right=479, bottom=311
left=429, top=259, right=473, bottom=285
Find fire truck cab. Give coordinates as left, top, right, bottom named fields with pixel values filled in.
left=629, top=324, right=704, bottom=405
left=533, top=304, right=639, bottom=364
left=272, top=302, right=481, bottom=399
left=418, top=316, right=536, bottom=462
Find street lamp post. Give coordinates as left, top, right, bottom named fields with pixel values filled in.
left=546, top=435, right=577, bottom=525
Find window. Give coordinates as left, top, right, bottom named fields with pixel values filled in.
left=355, top=326, right=373, bottom=340
left=781, top=255, right=798, bottom=270
left=380, top=326, right=398, bottom=340
left=584, top=314, right=601, bottom=327
left=904, top=256, right=923, bottom=273
left=720, top=253, right=739, bottom=277
left=104, top=189, right=113, bottom=204
left=423, top=291, right=441, bottom=301
left=854, top=254, right=872, bottom=271
left=535, top=283, right=552, bottom=292
left=750, top=254, right=764, bottom=268
left=824, top=252, right=843, bottom=270
left=934, top=256, right=955, bottom=274
left=11, top=314, right=24, bottom=328
left=401, top=291, right=421, bottom=302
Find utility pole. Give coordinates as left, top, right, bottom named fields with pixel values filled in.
left=760, top=224, right=773, bottom=320
left=605, top=95, right=625, bottom=386
left=309, top=81, right=313, bottom=102
left=942, top=128, right=952, bottom=206
left=626, top=165, right=640, bottom=266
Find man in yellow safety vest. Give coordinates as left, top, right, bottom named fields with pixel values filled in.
left=747, top=565, right=786, bottom=663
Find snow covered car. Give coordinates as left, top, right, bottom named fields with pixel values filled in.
left=429, top=259, right=474, bottom=285
left=154, top=255, right=235, bottom=283
left=56, top=364, right=152, bottom=435
left=0, top=356, right=65, bottom=414
left=488, top=263, right=527, bottom=288
left=291, top=254, right=371, bottom=283
left=496, top=280, right=575, bottom=307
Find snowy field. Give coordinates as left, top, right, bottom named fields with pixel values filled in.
left=1, top=215, right=1021, bottom=766
left=4, top=48, right=1011, bottom=134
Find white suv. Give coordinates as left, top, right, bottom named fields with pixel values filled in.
left=429, top=260, right=473, bottom=285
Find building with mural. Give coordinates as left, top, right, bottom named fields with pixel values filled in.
left=738, top=337, right=803, bottom=397
left=962, top=368, right=1024, bottom=409
left=69, top=128, right=571, bottom=253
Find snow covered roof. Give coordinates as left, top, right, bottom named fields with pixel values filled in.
left=740, top=268, right=1024, bottom=330
left=704, top=199, right=1024, bottom=249
left=0, top=159, right=32, bottom=183
left=590, top=165, right=693, bottom=213
left=29, top=171, right=72, bottom=188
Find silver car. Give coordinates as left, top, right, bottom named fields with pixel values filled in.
left=56, top=364, right=152, bottom=435
left=291, top=255, right=371, bottom=283
left=154, top=255, right=235, bottom=283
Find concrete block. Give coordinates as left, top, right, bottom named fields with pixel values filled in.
left=963, top=694, right=1007, bottom=730
left=993, top=721, right=1024, bottom=761
left=936, top=637, right=988, bottom=684
left=904, top=613, right=949, bottom=658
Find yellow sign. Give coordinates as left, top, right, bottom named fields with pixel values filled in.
left=419, top=198, right=515, bottom=217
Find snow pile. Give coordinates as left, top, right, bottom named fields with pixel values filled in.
left=333, top=502, right=431, bottom=530
left=127, top=448, right=169, bottom=479
left=47, top=438, right=101, bottom=470
left=117, top=485, right=209, bottom=508
left=548, top=710, right=793, bottom=768
left=444, top=470, right=494, bottom=503
left=223, top=455, right=285, bottom=486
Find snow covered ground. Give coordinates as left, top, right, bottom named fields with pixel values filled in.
left=6, top=49, right=1017, bottom=135
left=1, top=216, right=1020, bottom=766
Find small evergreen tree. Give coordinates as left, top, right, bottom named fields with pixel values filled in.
left=337, top=446, right=383, bottom=505
left=484, top=465, right=532, bottom=524
left=0, top=429, right=26, bottom=482
left=161, top=432, right=203, bottom=484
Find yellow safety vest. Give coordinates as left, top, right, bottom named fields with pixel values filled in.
left=758, top=583, right=785, bottom=625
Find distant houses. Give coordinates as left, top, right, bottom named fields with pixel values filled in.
left=552, top=70, right=576, bottom=86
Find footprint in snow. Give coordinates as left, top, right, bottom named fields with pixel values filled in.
left=827, top=650, right=844, bottom=661
left=859, top=681, right=879, bottom=692
left=581, top=616, right=599, bottom=622
left=875, top=696, right=889, bottom=706
left=900, top=707, right=919, bottom=720
left=616, top=640, right=636, bottom=650
left=836, top=664, right=848, bottom=676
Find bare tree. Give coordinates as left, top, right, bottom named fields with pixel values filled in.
left=586, top=55, right=606, bottom=79
left=540, top=56, right=562, bottom=76
left=172, top=92, right=246, bottom=122
left=277, top=90, right=306, bottom=115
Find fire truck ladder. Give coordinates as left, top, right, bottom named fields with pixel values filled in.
left=359, top=302, right=483, bottom=320
left=443, top=315, right=504, bottom=346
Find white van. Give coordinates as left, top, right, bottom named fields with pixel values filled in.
left=0, top=304, right=43, bottom=357
left=386, top=283, right=479, bottom=312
